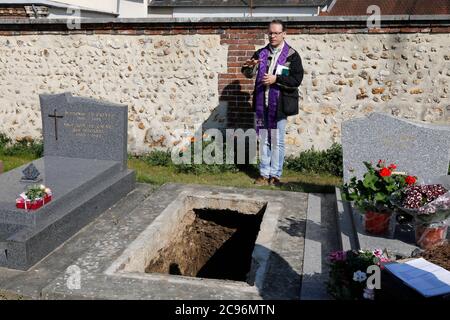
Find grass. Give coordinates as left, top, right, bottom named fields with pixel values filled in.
left=0, top=154, right=341, bottom=194
left=0, top=154, right=37, bottom=172
left=129, top=158, right=340, bottom=193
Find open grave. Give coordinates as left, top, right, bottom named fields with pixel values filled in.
left=98, top=188, right=306, bottom=299
left=0, top=93, right=321, bottom=300
left=143, top=204, right=266, bottom=282
left=0, top=182, right=312, bottom=300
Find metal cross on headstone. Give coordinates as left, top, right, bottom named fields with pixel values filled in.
left=48, top=109, right=64, bottom=141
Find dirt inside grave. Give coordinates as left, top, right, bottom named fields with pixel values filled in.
left=145, top=207, right=265, bottom=282
left=420, top=243, right=450, bottom=271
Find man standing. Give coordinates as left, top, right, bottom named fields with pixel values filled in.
left=242, top=20, right=304, bottom=186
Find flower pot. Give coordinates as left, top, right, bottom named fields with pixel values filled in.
left=415, top=222, right=448, bottom=250
left=15, top=195, right=52, bottom=211
left=15, top=186, right=53, bottom=211
left=16, top=198, right=31, bottom=210
left=363, top=210, right=393, bottom=236
left=43, top=193, right=52, bottom=204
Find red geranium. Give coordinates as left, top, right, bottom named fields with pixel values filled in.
left=388, top=164, right=397, bottom=170
left=405, top=175, right=417, bottom=186
left=343, top=160, right=417, bottom=213
left=379, top=168, right=391, bottom=177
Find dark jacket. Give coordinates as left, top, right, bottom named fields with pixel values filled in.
left=241, top=44, right=304, bottom=120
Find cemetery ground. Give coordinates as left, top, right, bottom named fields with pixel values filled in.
left=0, top=131, right=341, bottom=300
left=0, top=139, right=342, bottom=194
left=1, top=109, right=448, bottom=301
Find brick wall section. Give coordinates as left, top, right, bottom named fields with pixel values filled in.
left=219, top=29, right=266, bottom=129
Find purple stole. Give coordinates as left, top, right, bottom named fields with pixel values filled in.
left=254, top=42, right=290, bottom=134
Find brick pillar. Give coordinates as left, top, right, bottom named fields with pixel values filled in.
left=218, top=29, right=266, bottom=165
left=219, top=29, right=266, bottom=129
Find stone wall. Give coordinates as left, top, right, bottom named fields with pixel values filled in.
left=287, top=32, right=450, bottom=150
left=0, top=18, right=449, bottom=155
left=0, top=34, right=227, bottom=154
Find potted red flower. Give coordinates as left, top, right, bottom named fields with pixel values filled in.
left=342, top=160, right=417, bottom=236
left=16, top=184, right=52, bottom=211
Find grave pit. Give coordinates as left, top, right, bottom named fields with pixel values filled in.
left=144, top=205, right=266, bottom=282
left=107, top=193, right=283, bottom=290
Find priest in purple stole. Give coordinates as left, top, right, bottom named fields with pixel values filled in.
left=242, top=20, right=304, bottom=186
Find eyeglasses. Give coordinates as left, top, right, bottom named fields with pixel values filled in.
left=267, top=32, right=284, bottom=37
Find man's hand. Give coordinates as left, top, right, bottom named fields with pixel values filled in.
left=243, top=58, right=259, bottom=68
left=262, top=73, right=277, bottom=86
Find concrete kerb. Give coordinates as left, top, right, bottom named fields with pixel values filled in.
left=300, top=193, right=338, bottom=300
left=335, top=187, right=359, bottom=251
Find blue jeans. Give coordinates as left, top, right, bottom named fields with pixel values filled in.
left=259, top=112, right=287, bottom=179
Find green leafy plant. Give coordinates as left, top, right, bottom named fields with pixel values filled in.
left=341, top=160, right=416, bottom=212
left=25, top=185, right=46, bottom=201
left=141, top=150, right=172, bottom=167
left=0, top=132, right=12, bottom=149
left=324, top=143, right=343, bottom=177
left=131, top=139, right=343, bottom=177
left=0, top=134, right=43, bottom=158
left=285, top=143, right=343, bottom=177
left=173, top=136, right=239, bottom=175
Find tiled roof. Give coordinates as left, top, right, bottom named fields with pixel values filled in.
left=0, top=1, right=118, bottom=15
left=323, top=0, right=450, bottom=15
left=149, top=0, right=330, bottom=7
left=0, top=0, right=75, bottom=8
left=0, top=6, right=28, bottom=18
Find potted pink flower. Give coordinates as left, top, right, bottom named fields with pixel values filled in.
left=391, top=183, right=450, bottom=249
left=327, top=249, right=391, bottom=300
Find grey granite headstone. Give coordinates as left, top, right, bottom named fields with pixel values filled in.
left=40, top=93, right=128, bottom=169
left=342, top=113, right=450, bottom=183
left=0, top=93, right=135, bottom=270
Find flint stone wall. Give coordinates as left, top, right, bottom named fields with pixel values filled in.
left=0, top=18, right=449, bottom=155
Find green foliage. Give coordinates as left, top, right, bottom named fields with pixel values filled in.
left=175, top=162, right=239, bottom=175
left=0, top=133, right=12, bottom=149
left=0, top=134, right=43, bottom=158
left=285, top=143, right=343, bottom=177
left=134, top=141, right=343, bottom=177
left=141, top=150, right=172, bottom=167
left=341, top=161, right=410, bottom=212
left=25, top=185, right=46, bottom=201
left=2, top=139, right=44, bottom=158
left=324, top=143, right=343, bottom=177
left=135, top=138, right=242, bottom=175
left=174, top=138, right=239, bottom=175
